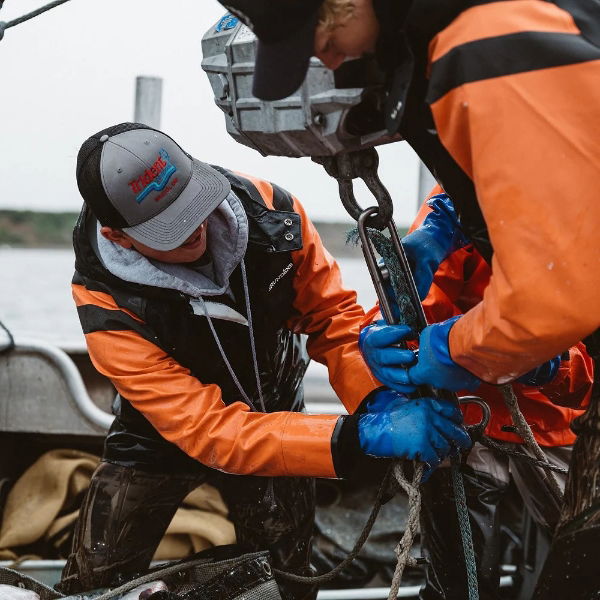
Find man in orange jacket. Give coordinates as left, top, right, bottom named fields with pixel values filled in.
left=362, top=189, right=594, bottom=598
left=58, top=123, right=470, bottom=597
left=215, top=2, right=600, bottom=592
left=217, top=0, right=600, bottom=387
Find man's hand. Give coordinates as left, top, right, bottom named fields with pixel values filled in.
left=357, top=390, right=471, bottom=479
left=402, top=194, right=468, bottom=300
left=359, top=317, right=481, bottom=392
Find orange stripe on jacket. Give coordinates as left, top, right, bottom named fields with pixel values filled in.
left=72, top=283, right=144, bottom=323
left=84, top=328, right=339, bottom=477
left=237, top=172, right=275, bottom=207
left=429, top=0, right=580, bottom=65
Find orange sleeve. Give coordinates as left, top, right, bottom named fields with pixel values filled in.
left=238, top=173, right=379, bottom=413
left=84, top=328, right=338, bottom=478
left=429, top=2, right=600, bottom=383
left=286, top=197, right=379, bottom=413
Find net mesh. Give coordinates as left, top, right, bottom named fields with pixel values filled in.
left=0, top=567, right=62, bottom=600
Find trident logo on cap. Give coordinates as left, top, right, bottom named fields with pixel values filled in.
left=128, top=149, right=177, bottom=204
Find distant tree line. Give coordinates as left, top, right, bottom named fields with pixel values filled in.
left=0, top=210, right=78, bottom=247
left=0, top=210, right=407, bottom=256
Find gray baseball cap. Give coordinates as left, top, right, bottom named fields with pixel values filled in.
left=76, top=123, right=231, bottom=251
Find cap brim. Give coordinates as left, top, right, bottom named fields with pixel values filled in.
left=252, top=11, right=318, bottom=101
left=123, top=159, right=231, bottom=251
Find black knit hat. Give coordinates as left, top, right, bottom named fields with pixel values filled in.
left=220, top=0, right=324, bottom=101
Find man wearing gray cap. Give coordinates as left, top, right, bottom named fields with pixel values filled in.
left=59, top=122, right=470, bottom=597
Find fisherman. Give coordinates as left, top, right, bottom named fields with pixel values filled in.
left=57, top=123, right=471, bottom=597
left=215, top=0, right=600, bottom=439
left=361, top=189, right=594, bottom=598
left=214, top=1, right=600, bottom=593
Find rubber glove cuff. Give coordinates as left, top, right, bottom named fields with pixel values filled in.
left=402, top=194, right=469, bottom=300
left=410, top=316, right=481, bottom=392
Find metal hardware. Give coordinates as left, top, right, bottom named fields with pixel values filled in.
left=458, top=395, right=491, bottom=440
left=314, top=149, right=393, bottom=230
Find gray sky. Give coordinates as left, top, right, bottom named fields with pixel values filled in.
left=0, top=0, right=423, bottom=224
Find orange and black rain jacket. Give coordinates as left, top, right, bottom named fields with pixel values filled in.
left=72, top=169, right=378, bottom=478
left=387, top=0, right=600, bottom=384
left=413, top=191, right=594, bottom=446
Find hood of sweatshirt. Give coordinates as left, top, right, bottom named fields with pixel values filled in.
left=90, top=190, right=248, bottom=298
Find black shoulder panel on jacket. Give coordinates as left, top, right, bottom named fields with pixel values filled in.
left=553, top=0, right=600, bottom=46
left=271, top=183, right=294, bottom=212
left=211, top=166, right=268, bottom=208
left=427, top=31, right=600, bottom=104
left=77, top=304, right=156, bottom=343
left=73, top=272, right=148, bottom=321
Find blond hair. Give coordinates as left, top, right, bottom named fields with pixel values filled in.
left=318, top=0, right=356, bottom=31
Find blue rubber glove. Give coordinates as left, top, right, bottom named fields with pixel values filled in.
left=366, top=388, right=408, bottom=413
left=516, top=355, right=562, bottom=386
left=402, top=194, right=469, bottom=300
left=358, top=393, right=471, bottom=478
left=359, top=317, right=481, bottom=393
left=366, top=388, right=465, bottom=424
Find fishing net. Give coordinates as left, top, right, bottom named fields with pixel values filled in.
left=0, top=567, right=62, bottom=600
left=1, top=549, right=282, bottom=600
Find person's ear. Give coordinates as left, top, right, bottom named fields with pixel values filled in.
left=100, top=226, right=134, bottom=249
left=313, top=26, right=346, bottom=70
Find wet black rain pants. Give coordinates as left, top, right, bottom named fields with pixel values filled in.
left=419, top=443, right=570, bottom=600
left=58, top=461, right=317, bottom=600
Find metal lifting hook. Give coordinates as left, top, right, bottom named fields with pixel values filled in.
left=318, top=148, right=490, bottom=437
left=313, top=148, right=393, bottom=230
left=357, top=205, right=490, bottom=438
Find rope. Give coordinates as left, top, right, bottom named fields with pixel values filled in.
left=0, top=0, right=73, bottom=41
left=478, top=435, right=568, bottom=474
left=387, top=463, right=422, bottom=600
left=354, top=224, right=479, bottom=600
left=240, top=259, right=266, bottom=413
left=346, top=227, right=417, bottom=329
left=451, top=457, right=479, bottom=600
left=500, top=385, right=564, bottom=502
left=273, top=465, right=393, bottom=584
left=272, top=461, right=424, bottom=595
left=196, top=292, right=258, bottom=412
